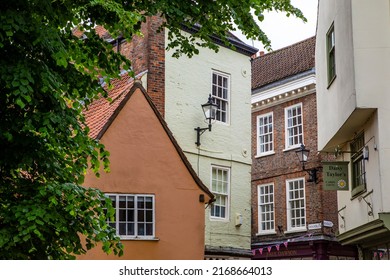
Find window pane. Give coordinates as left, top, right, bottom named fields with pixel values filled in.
left=127, top=210, right=134, bottom=222
left=212, top=72, right=229, bottom=123
left=119, top=223, right=126, bottom=235
left=145, top=223, right=153, bottom=236
left=146, top=210, right=153, bottom=222
left=119, top=209, right=126, bottom=221
left=286, top=105, right=303, bottom=147
left=287, top=179, right=306, bottom=230
left=107, top=194, right=155, bottom=238
left=127, top=196, right=134, bottom=208
left=119, top=196, right=126, bottom=208
left=137, top=197, right=144, bottom=209
left=258, top=184, right=275, bottom=232
left=127, top=223, right=135, bottom=235
left=138, top=223, right=145, bottom=235
left=138, top=210, right=145, bottom=222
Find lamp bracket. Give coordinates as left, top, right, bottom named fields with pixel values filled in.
left=358, top=190, right=374, bottom=216
left=195, top=124, right=212, bottom=146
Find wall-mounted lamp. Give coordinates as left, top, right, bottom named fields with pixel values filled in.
left=295, top=143, right=319, bottom=184
left=194, top=95, right=218, bottom=146
left=363, top=146, right=369, bottom=160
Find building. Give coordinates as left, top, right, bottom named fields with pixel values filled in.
left=251, top=37, right=357, bottom=259
left=163, top=25, right=257, bottom=259
left=78, top=16, right=257, bottom=259
left=80, top=76, right=213, bottom=259
left=316, top=0, right=390, bottom=259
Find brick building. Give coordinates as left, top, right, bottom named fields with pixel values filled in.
left=251, top=37, right=357, bottom=259
left=78, top=16, right=257, bottom=259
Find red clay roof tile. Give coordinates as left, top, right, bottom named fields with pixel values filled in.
left=83, top=72, right=135, bottom=139
left=252, top=36, right=315, bottom=90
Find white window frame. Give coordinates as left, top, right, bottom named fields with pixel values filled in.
left=106, top=194, right=155, bottom=240
left=327, top=22, right=336, bottom=86
left=211, top=70, right=230, bottom=124
left=256, top=112, right=274, bottom=157
left=210, top=165, right=230, bottom=221
left=284, top=103, right=304, bottom=150
left=286, top=178, right=306, bottom=232
left=257, top=183, right=275, bottom=234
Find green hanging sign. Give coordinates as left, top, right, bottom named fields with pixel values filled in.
left=322, top=161, right=349, bottom=191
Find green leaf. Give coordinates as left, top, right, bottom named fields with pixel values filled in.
left=0, top=0, right=304, bottom=260
left=15, top=98, right=26, bottom=108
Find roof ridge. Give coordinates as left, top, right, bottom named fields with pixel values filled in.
left=253, top=35, right=316, bottom=60
left=251, top=35, right=316, bottom=89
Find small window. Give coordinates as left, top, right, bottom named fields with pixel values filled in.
left=212, top=71, right=230, bottom=123
left=257, top=183, right=275, bottom=233
left=106, top=194, right=155, bottom=239
left=286, top=178, right=306, bottom=231
left=257, top=112, right=274, bottom=156
left=285, top=103, right=303, bottom=149
left=210, top=166, right=230, bottom=219
left=327, top=23, right=336, bottom=85
left=351, top=132, right=366, bottom=197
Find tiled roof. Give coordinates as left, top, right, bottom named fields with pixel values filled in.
left=72, top=25, right=115, bottom=41
left=252, top=36, right=316, bottom=90
left=82, top=77, right=215, bottom=201
left=83, top=72, right=136, bottom=139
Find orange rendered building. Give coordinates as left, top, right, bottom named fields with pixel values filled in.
left=80, top=78, right=213, bottom=260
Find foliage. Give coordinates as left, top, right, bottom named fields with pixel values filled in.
left=0, top=0, right=305, bottom=259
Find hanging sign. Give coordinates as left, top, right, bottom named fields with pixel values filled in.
left=322, top=161, right=349, bottom=191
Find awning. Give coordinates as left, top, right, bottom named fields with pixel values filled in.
left=337, top=213, right=390, bottom=248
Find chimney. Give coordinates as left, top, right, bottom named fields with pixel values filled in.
left=251, top=51, right=265, bottom=60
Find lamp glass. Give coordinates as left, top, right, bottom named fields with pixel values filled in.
left=201, top=95, right=218, bottom=122
left=296, top=144, right=310, bottom=164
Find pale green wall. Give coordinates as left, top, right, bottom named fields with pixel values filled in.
left=164, top=30, right=252, bottom=251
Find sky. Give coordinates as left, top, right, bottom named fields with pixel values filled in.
left=233, top=0, right=318, bottom=53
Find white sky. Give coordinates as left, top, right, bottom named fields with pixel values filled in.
left=233, top=0, right=318, bottom=53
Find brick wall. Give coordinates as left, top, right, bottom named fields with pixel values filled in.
left=119, top=16, right=166, bottom=116
left=251, top=92, right=338, bottom=243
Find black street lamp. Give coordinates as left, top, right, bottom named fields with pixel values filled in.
left=194, top=95, right=218, bottom=146
left=295, top=143, right=319, bottom=183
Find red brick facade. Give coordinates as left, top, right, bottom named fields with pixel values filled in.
left=119, top=16, right=166, bottom=116
left=251, top=37, right=356, bottom=259
left=251, top=92, right=339, bottom=243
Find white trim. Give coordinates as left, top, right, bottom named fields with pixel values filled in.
left=209, top=165, right=230, bottom=221
left=211, top=70, right=231, bottom=125
left=257, top=183, right=275, bottom=234
left=256, top=112, right=274, bottom=157
left=251, top=74, right=316, bottom=104
left=106, top=193, right=155, bottom=240
left=255, top=151, right=276, bottom=158
left=285, top=178, right=306, bottom=232
left=256, top=231, right=277, bottom=236
left=284, top=102, right=304, bottom=150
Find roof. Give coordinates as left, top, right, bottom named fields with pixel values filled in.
left=252, top=36, right=316, bottom=90
left=83, top=75, right=214, bottom=201
left=83, top=72, right=135, bottom=139
left=181, top=24, right=258, bottom=56
left=73, top=23, right=258, bottom=56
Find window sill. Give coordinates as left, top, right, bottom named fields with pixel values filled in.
left=327, top=75, right=337, bottom=89
left=351, top=185, right=367, bottom=200
left=284, top=228, right=307, bottom=234
left=256, top=231, right=277, bottom=236
left=283, top=145, right=301, bottom=152
left=120, top=237, right=160, bottom=241
left=209, top=217, right=229, bottom=222
left=255, top=151, right=275, bottom=158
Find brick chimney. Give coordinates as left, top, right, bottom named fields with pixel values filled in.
left=119, top=16, right=166, bottom=117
